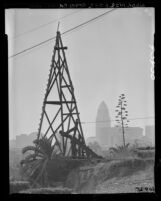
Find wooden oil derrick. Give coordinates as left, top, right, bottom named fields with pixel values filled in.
left=37, top=29, right=102, bottom=159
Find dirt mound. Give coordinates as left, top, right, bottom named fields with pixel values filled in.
left=65, top=158, right=154, bottom=193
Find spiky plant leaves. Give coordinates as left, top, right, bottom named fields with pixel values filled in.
left=25, top=160, right=43, bottom=180
left=125, top=143, right=130, bottom=148
left=110, top=142, right=131, bottom=156
left=21, top=153, right=43, bottom=165
left=20, top=136, right=59, bottom=186
left=109, top=147, right=119, bottom=154
left=33, top=158, right=48, bottom=186
left=33, top=139, right=39, bottom=145
left=116, top=145, right=124, bottom=152
left=22, top=146, right=37, bottom=154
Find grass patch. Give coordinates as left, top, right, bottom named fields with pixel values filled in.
left=19, top=187, right=73, bottom=194
left=106, top=147, right=155, bottom=160
left=10, top=181, right=30, bottom=194
left=134, top=150, right=155, bottom=159
left=105, top=158, right=154, bottom=179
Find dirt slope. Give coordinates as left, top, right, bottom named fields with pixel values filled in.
left=96, top=166, right=154, bottom=193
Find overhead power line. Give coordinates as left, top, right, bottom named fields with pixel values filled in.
left=10, top=9, right=83, bottom=40
left=9, top=8, right=116, bottom=59
left=80, top=116, right=155, bottom=124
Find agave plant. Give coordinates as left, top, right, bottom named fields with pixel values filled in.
left=109, top=143, right=130, bottom=154
left=20, top=136, right=60, bottom=186
left=115, top=94, right=130, bottom=147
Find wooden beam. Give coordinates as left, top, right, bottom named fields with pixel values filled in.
left=64, top=96, right=74, bottom=153
left=60, top=131, right=103, bottom=158
left=46, top=67, right=62, bottom=98
left=44, top=111, right=63, bottom=153
left=54, top=46, right=67, bottom=50
left=63, top=112, right=79, bottom=115
left=61, top=85, right=71, bottom=88
left=60, top=91, right=82, bottom=138
left=45, top=101, right=76, bottom=105
left=58, top=58, right=85, bottom=143
left=61, top=76, right=74, bottom=97
left=50, top=112, right=72, bottom=139
left=44, top=107, right=61, bottom=137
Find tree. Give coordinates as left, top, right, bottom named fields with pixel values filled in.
left=20, top=136, right=60, bottom=186
left=115, top=94, right=130, bottom=147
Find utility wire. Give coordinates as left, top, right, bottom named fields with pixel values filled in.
left=10, top=9, right=83, bottom=40
left=61, top=8, right=115, bottom=36
left=9, top=8, right=116, bottom=59
left=80, top=116, right=154, bottom=124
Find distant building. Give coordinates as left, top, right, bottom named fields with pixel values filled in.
left=96, top=126, right=143, bottom=149
left=95, top=101, right=111, bottom=146
left=96, top=101, right=111, bottom=128
left=123, top=127, right=143, bottom=144
left=9, top=139, right=16, bottom=149
left=95, top=101, right=145, bottom=149
left=10, top=132, right=37, bottom=149
left=145, top=125, right=155, bottom=146
left=96, top=127, right=121, bottom=148
left=135, top=136, right=152, bottom=147
left=86, top=136, right=97, bottom=145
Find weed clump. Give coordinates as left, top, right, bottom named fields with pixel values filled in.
left=10, top=181, right=30, bottom=193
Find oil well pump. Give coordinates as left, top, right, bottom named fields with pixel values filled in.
left=36, top=28, right=102, bottom=159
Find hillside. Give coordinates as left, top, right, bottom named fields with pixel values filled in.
left=65, top=158, right=154, bottom=193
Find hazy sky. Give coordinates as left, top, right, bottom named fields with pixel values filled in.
left=6, top=8, right=155, bottom=140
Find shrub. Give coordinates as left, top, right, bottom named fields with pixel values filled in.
left=20, top=136, right=83, bottom=186
left=109, top=144, right=138, bottom=160
left=136, top=146, right=155, bottom=150
left=10, top=181, right=30, bottom=194
left=46, top=157, right=83, bottom=183
left=103, top=158, right=154, bottom=180
left=135, top=150, right=155, bottom=159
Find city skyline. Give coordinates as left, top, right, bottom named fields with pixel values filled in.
left=10, top=99, right=154, bottom=140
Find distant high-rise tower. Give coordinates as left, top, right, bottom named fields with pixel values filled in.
left=96, top=101, right=111, bottom=127
left=96, top=101, right=111, bottom=145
